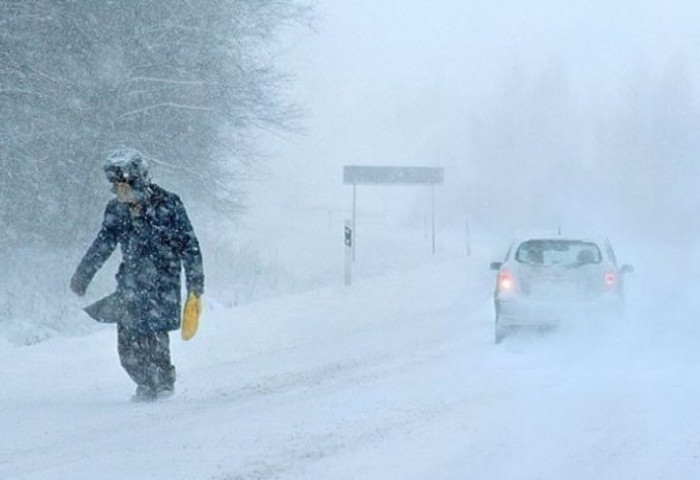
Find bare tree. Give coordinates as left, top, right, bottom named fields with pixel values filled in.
left=0, top=0, right=312, bottom=245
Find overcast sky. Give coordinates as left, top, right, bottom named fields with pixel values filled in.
left=254, top=0, right=700, bottom=241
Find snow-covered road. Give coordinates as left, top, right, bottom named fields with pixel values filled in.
left=3, top=245, right=700, bottom=480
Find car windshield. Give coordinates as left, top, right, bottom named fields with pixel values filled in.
left=514, top=240, right=602, bottom=267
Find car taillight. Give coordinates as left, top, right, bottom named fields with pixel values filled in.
left=498, top=270, right=514, bottom=291
left=604, top=271, right=616, bottom=287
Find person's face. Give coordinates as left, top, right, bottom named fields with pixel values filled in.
left=113, top=181, right=137, bottom=204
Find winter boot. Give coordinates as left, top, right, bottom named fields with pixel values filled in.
left=131, top=385, right=157, bottom=402
left=156, top=385, right=175, bottom=400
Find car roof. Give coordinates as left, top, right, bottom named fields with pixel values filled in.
left=511, top=232, right=610, bottom=247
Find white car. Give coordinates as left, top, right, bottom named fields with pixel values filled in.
left=490, top=235, right=633, bottom=343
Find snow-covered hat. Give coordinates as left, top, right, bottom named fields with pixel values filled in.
left=103, top=148, right=151, bottom=184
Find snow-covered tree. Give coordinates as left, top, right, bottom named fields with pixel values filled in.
left=0, top=0, right=312, bottom=245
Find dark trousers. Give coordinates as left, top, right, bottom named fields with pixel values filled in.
left=117, top=324, right=176, bottom=391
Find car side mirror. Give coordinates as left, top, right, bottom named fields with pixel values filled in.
left=621, top=264, right=634, bottom=274
left=490, top=261, right=502, bottom=271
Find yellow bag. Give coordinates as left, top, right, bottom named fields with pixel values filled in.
left=181, top=292, right=202, bottom=341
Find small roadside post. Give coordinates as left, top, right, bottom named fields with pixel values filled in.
left=344, top=219, right=353, bottom=285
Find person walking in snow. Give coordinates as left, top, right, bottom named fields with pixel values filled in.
left=70, top=148, right=204, bottom=402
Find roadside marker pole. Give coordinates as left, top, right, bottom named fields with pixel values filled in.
left=344, top=219, right=353, bottom=285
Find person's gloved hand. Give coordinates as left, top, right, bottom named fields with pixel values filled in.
left=70, top=273, right=87, bottom=296
left=181, top=292, right=202, bottom=341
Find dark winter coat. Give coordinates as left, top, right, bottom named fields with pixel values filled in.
left=73, top=184, right=204, bottom=332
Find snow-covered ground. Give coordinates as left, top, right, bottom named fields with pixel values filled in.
left=3, top=219, right=700, bottom=480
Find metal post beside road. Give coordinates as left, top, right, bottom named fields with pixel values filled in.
left=344, top=219, right=353, bottom=285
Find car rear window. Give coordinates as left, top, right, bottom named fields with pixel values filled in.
left=514, top=240, right=602, bottom=266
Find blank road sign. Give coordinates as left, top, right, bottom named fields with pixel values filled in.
left=343, top=166, right=444, bottom=186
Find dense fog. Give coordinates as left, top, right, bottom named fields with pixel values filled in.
left=2, top=0, right=699, bottom=341
left=259, top=0, right=700, bottom=244
left=6, top=2, right=700, bottom=479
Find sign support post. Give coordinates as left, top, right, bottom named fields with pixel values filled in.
left=431, top=183, right=436, bottom=255
left=352, top=183, right=357, bottom=261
